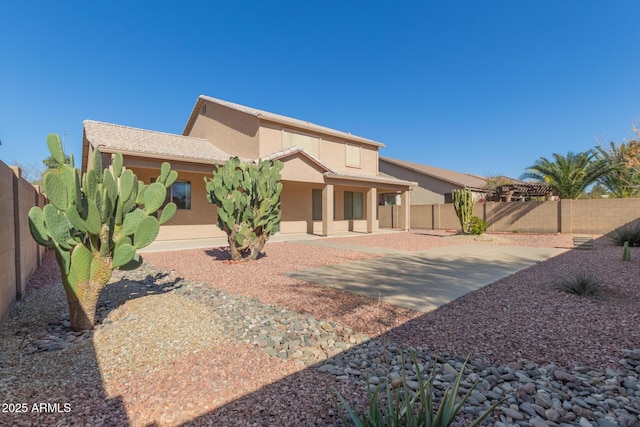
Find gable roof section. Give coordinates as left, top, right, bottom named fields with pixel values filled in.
left=183, top=95, right=385, bottom=148
left=258, top=146, right=334, bottom=173
left=84, top=120, right=233, bottom=164
left=260, top=146, right=416, bottom=188
left=380, top=156, right=487, bottom=190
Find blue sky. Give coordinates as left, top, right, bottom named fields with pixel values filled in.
left=1, top=1, right=638, bottom=181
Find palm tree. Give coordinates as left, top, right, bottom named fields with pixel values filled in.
left=595, top=141, right=640, bottom=198
left=521, top=151, right=612, bottom=199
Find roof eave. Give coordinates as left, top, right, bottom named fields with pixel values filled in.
left=324, top=172, right=417, bottom=188
left=91, top=145, right=231, bottom=166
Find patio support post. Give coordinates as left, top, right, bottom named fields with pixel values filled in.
left=322, top=184, right=334, bottom=236
left=400, top=190, right=410, bottom=231
left=366, top=187, right=377, bottom=233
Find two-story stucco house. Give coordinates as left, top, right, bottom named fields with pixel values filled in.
left=81, top=96, right=415, bottom=241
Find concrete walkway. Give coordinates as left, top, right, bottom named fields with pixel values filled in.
left=139, top=230, right=403, bottom=253
left=288, top=244, right=567, bottom=313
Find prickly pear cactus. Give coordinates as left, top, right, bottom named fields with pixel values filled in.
left=452, top=187, right=475, bottom=234
left=204, top=156, right=283, bottom=261
left=28, top=134, right=177, bottom=330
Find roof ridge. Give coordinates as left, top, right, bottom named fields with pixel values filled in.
left=84, top=119, right=208, bottom=141
left=197, top=95, right=384, bottom=147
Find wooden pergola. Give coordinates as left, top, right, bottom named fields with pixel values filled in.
left=486, top=183, right=556, bottom=202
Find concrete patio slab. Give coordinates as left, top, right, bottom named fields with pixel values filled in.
left=287, top=244, right=567, bottom=312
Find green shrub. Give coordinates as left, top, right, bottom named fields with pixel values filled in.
left=469, top=216, right=488, bottom=236
left=332, top=352, right=503, bottom=427
left=554, top=272, right=606, bottom=299
left=608, top=222, right=640, bottom=246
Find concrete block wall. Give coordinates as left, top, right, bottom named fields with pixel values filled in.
left=0, top=161, right=45, bottom=320
left=485, top=201, right=559, bottom=233
left=0, top=162, right=17, bottom=321
left=383, top=198, right=640, bottom=235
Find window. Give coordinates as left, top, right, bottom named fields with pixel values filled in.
left=345, top=144, right=361, bottom=168
left=153, top=178, right=192, bottom=210
left=171, top=182, right=191, bottom=209
left=344, top=191, right=363, bottom=220
left=312, top=189, right=322, bottom=220
left=282, top=130, right=320, bottom=158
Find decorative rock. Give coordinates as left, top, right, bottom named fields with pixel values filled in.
left=503, top=407, right=525, bottom=420
left=546, top=408, right=561, bottom=422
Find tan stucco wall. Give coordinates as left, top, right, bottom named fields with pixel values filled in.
left=279, top=156, right=326, bottom=183
left=129, top=167, right=216, bottom=227
left=379, top=160, right=462, bottom=204
left=188, top=101, right=261, bottom=159
left=157, top=224, right=226, bottom=240
left=280, top=181, right=316, bottom=233
left=258, top=122, right=378, bottom=174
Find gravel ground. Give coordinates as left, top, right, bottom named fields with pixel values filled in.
left=1, top=231, right=638, bottom=426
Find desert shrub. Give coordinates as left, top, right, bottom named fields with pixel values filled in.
left=332, top=352, right=503, bottom=427
left=608, top=222, right=640, bottom=246
left=469, top=216, right=488, bottom=235
left=554, top=272, right=606, bottom=299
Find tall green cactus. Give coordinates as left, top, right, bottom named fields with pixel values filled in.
left=452, top=187, right=475, bottom=234
left=28, top=134, right=177, bottom=330
left=204, top=156, right=283, bottom=261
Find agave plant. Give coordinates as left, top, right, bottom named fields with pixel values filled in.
left=332, top=352, right=504, bottom=427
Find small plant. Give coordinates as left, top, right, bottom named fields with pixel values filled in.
left=608, top=222, right=640, bottom=246
left=554, top=272, right=606, bottom=299
left=204, top=156, right=283, bottom=261
left=332, top=352, right=503, bottom=427
left=469, top=216, right=488, bottom=236
left=623, top=241, right=631, bottom=261
left=452, top=187, right=474, bottom=234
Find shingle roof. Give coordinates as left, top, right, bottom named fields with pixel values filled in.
left=184, top=95, right=385, bottom=148
left=380, top=156, right=487, bottom=190
left=84, top=120, right=233, bottom=163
